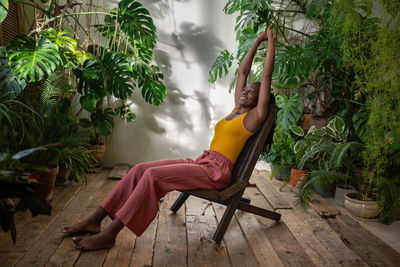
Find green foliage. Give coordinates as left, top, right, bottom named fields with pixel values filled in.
left=0, top=47, right=26, bottom=97
left=6, top=36, right=61, bottom=82
left=275, top=93, right=303, bottom=131
left=274, top=45, right=317, bottom=89
left=55, top=146, right=95, bottom=183
left=102, top=52, right=134, bottom=99
left=297, top=170, right=351, bottom=208
left=0, top=0, right=8, bottom=24
left=208, top=50, right=234, bottom=83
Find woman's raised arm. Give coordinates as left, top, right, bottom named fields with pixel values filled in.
left=234, top=31, right=268, bottom=108
left=254, top=25, right=276, bottom=121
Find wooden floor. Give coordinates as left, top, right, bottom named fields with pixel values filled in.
left=1, top=167, right=399, bottom=267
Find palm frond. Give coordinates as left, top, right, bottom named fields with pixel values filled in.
left=297, top=170, right=351, bottom=209
left=330, top=141, right=363, bottom=170
left=40, top=71, right=72, bottom=115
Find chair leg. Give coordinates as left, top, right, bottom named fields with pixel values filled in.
left=170, top=192, right=189, bottom=213
left=237, top=202, right=281, bottom=221
left=213, top=193, right=243, bottom=244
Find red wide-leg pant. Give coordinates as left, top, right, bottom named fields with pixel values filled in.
left=100, top=150, right=233, bottom=236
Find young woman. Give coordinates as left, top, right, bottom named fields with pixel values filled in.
left=62, top=25, right=276, bottom=251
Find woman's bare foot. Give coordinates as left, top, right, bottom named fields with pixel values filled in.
left=62, top=218, right=101, bottom=235
left=62, top=206, right=108, bottom=235
left=72, top=232, right=115, bottom=251
left=72, top=218, right=124, bottom=251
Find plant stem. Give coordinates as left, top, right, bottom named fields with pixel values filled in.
left=37, top=11, right=113, bottom=34
left=11, top=0, right=50, bottom=18
left=283, top=26, right=310, bottom=37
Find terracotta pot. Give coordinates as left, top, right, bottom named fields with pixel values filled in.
left=30, top=163, right=59, bottom=201
left=290, top=169, right=308, bottom=187
left=344, top=192, right=382, bottom=219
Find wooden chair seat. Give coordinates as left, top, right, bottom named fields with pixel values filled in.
left=170, top=104, right=280, bottom=243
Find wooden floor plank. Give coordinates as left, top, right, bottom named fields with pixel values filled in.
left=152, top=191, right=187, bottom=267
left=0, top=184, right=81, bottom=253
left=129, top=218, right=158, bottom=267
left=230, top=188, right=284, bottom=267
left=258, top=170, right=369, bottom=266
left=14, top=169, right=111, bottom=267
left=309, top=194, right=341, bottom=218
left=279, top=209, right=341, bottom=266
left=186, top=214, right=231, bottom=267
left=46, top=177, right=118, bottom=267
left=212, top=202, right=258, bottom=267
left=291, top=205, right=367, bottom=266
left=185, top=197, right=231, bottom=267
left=102, top=226, right=136, bottom=267
left=107, top=164, right=130, bottom=180
left=328, top=215, right=400, bottom=267
left=250, top=170, right=291, bottom=210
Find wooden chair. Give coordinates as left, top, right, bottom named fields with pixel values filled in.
left=170, top=104, right=281, bottom=243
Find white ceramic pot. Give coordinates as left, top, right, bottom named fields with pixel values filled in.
left=344, top=192, right=382, bottom=219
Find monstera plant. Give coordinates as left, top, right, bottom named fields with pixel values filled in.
left=2, top=0, right=166, bottom=145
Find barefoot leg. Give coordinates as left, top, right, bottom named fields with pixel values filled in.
left=62, top=206, right=108, bottom=235
left=72, top=218, right=124, bottom=251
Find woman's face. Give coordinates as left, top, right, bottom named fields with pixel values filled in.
left=239, top=83, right=260, bottom=108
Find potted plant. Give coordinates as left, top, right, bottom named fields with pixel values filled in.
left=295, top=116, right=363, bottom=207
left=288, top=125, right=309, bottom=187
left=0, top=146, right=53, bottom=244
left=3, top=0, right=167, bottom=167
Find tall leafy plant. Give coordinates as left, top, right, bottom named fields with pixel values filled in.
left=2, top=0, right=167, bottom=144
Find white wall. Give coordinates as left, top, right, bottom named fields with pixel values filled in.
left=103, top=0, right=237, bottom=166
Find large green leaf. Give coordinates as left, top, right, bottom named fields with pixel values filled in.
left=0, top=0, right=8, bottom=24
left=91, top=108, right=115, bottom=136
left=41, top=28, right=77, bottom=54
left=0, top=48, right=26, bottom=97
left=6, top=36, right=61, bottom=82
left=99, top=0, right=157, bottom=50
left=133, top=63, right=166, bottom=105
left=102, top=51, right=134, bottom=99
left=274, top=45, right=317, bottom=89
left=208, top=50, right=234, bottom=83
left=74, top=58, right=106, bottom=98
left=276, top=93, right=303, bottom=131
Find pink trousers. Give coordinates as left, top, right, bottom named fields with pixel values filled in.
left=100, top=150, right=233, bottom=236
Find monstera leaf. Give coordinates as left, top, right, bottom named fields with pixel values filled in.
left=6, top=36, right=61, bottom=82
left=274, top=45, right=317, bottom=89
left=102, top=51, right=134, bottom=99
left=0, top=0, right=8, bottom=24
left=74, top=58, right=106, bottom=99
left=91, top=108, right=115, bottom=136
left=97, top=0, right=157, bottom=51
left=42, top=28, right=77, bottom=54
left=209, top=50, right=234, bottom=83
left=276, top=93, right=303, bottom=132
left=118, top=0, right=157, bottom=48
left=0, top=48, right=25, bottom=97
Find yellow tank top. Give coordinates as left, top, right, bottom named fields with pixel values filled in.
left=209, top=110, right=254, bottom=164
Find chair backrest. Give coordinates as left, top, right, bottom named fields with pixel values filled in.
left=229, top=104, right=278, bottom=186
